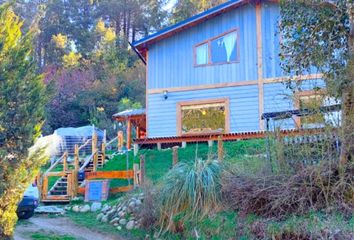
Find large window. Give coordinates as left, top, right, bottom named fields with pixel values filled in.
left=177, top=99, right=230, bottom=135
left=295, top=91, right=325, bottom=128
left=194, top=29, right=238, bottom=66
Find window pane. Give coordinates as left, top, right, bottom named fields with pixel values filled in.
left=181, top=103, right=226, bottom=134
left=211, top=31, right=237, bottom=64
left=299, top=95, right=325, bottom=127
left=195, top=43, right=208, bottom=65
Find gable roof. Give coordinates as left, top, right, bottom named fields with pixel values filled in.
left=133, top=0, right=250, bottom=56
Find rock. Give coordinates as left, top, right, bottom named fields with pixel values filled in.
left=91, top=202, right=102, bottom=212
left=72, top=205, right=80, bottom=213
left=80, top=204, right=90, bottom=213
left=64, top=206, right=71, bottom=211
left=135, top=199, right=142, bottom=206
left=119, top=219, right=127, bottom=225
left=113, top=223, right=118, bottom=227
left=117, top=226, right=122, bottom=231
left=35, top=206, right=65, bottom=215
left=101, top=204, right=111, bottom=213
left=110, top=217, right=120, bottom=224
left=101, top=215, right=108, bottom=223
left=118, top=211, right=126, bottom=218
left=128, top=201, right=136, bottom=208
left=106, top=209, right=116, bottom=219
left=96, top=213, right=104, bottom=221
left=126, top=220, right=135, bottom=230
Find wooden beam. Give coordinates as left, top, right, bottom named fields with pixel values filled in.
left=85, top=170, right=135, bottom=180
left=127, top=119, right=132, bottom=149
left=256, top=1, right=264, bottom=131
left=146, top=74, right=323, bottom=95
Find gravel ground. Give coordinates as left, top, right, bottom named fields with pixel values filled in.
left=14, top=215, right=124, bottom=240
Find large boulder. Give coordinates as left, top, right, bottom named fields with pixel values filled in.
left=80, top=204, right=91, bottom=213
left=91, top=202, right=102, bottom=212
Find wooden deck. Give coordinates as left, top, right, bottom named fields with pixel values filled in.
left=134, top=128, right=327, bottom=145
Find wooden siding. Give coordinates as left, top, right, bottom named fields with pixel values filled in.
left=263, top=79, right=326, bottom=129
left=148, top=4, right=258, bottom=90
left=147, top=85, right=260, bottom=138
left=261, top=1, right=282, bottom=79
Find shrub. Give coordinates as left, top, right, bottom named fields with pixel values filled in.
left=222, top=163, right=354, bottom=219
left=158, top=159, right=223, bottom=232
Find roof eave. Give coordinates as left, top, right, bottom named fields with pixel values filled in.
left=133, top=0, right=249, bottom=52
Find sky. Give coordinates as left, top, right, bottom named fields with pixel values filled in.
left=163, top=0, right=177, bottom=11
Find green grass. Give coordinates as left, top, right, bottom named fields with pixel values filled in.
left=140, top=139, right=267, bottom=183
left=31, top=232, right=76, bottom=240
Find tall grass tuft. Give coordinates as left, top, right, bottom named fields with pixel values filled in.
left=158, top=159, right=223, bottom=232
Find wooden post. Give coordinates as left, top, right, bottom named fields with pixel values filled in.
left=217, top=136, right=224, bottom=161
left=133, top=143, right=139, bottom=156
left=139, top=155, right=145, bottom=185
left=181, top=142, right=187, bottom=148
left=127, top=119, right=132, bottom=149
left=63, top=151, right=68, bottom=172
left=74, top=145, right=79, bottom=172
left=42, top=176, right=48, bottom=200
left=208, top=140, right=214, bottom=148
left=92, top=131, right=98, bottom=172
left=101, top=142, right=106, bottom=164
left=133, top=163, right=140, bottom=187
left=157, top=142, right=162, bottom=151
left=118, top=130, right=124, bottom=151
left=67, top=172, right=72, bottom=197
left=92, top=131, right=97, bottom=154
left=172, top=146, right=178, bottom=166
left=136, top=126, right=140, bottom=139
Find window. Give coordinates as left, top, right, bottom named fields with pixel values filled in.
left=194, top=30, right=238, bottom=66
left=295, top=91, right=325, bottom=128
left=177, top=99, right=230, bottom=135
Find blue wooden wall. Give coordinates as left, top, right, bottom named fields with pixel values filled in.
left=148, top=85, right=259, bottom=137
left=148, top=4, right=258, bottom=89
left=145, top=1, right=325, bottom=137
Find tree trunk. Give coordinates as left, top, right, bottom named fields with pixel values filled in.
left=339, top=84, right=354, bottom=166
left=340, top=2, right=354, bottom=167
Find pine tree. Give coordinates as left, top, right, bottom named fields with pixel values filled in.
left=0, top=4, right=48, bottom=239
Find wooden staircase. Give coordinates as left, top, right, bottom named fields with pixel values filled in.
left=43, top=151, right=106, bottom=203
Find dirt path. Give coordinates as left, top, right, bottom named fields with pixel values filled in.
left=14, top=215, right=124, bottom=240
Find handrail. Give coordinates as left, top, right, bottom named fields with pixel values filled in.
left=79, top=150, right=97, bottom=172
left=78, top=138, right=92, bottom=151
left=45, top=153, right=66, bottom=175
left=106, top=136, right=118, bottom=148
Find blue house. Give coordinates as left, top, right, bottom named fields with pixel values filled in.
left=132, top=0, right=326, bottom=141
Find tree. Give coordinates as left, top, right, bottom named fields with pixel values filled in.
left=0, top=4, right=47, bottom=239
left=279, top=0, right=354, bottom=166
left=170, top=0, right=226, bottom=24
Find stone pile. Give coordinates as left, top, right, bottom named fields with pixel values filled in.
left=96, top=193, right=144, bottom=231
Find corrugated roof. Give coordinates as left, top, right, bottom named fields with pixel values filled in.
left=112, top=108, right=146, bottom=118
left=133, top=0, right=248, bottom=50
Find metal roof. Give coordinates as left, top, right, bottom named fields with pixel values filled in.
left=112, top=109, right=146, bottom=118
left=133, top=0, right=247, bottom=49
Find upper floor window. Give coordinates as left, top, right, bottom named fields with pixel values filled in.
left=194, top=29, right=238, bottom=66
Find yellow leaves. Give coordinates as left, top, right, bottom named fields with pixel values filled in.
left=95, top=19, right=116, bottom=45
left=104, top=28, right=116, bottom=43
left=0, top=9, right=23, bottom=57
left=96, top=19, right=106, bottom=34
left=62, top=51, right=82, bottom=67
left=52, top=33, right=68, bottom=49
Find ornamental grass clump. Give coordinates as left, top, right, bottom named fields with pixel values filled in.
left=158, top=159, right=223, bottom=232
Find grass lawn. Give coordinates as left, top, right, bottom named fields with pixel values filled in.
left=30, top=232, right=76, bottom=240
left=140, top=139, right=268, bottom=183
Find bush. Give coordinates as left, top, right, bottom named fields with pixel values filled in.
left=158, top=159, right=223, bottom=232
left=222, top=163, right=354, bottom=219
